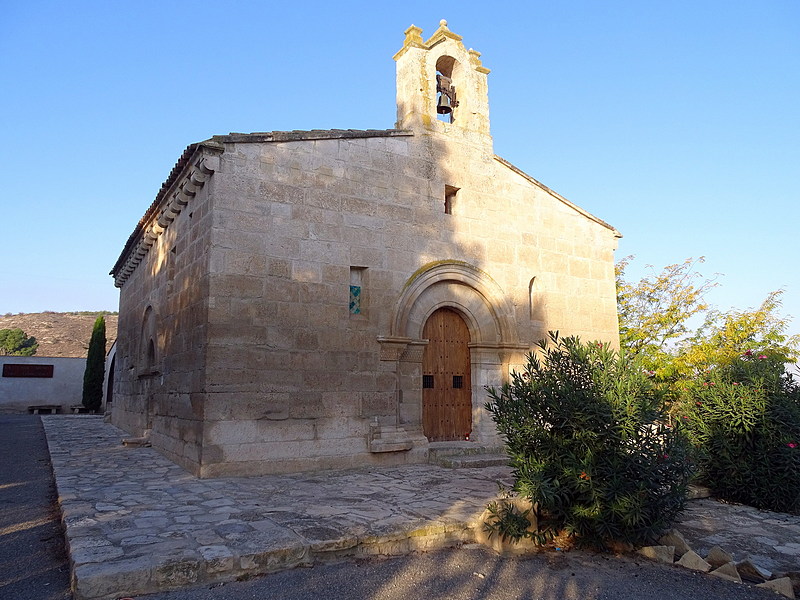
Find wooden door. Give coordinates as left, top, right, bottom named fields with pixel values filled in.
left=422, top=308, right=472, bottom=441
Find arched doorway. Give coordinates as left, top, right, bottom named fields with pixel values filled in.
left=380, top=260, right=528, bottom=446
left=422, top=307, right=472, bottom=441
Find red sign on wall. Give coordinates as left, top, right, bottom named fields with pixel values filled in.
left=2, top=364, right=55, bottom=378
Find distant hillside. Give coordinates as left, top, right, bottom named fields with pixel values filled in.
left=0, top=312, right=118, bottom=358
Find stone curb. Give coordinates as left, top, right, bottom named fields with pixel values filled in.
left=63, top=505, right=478, bottom=599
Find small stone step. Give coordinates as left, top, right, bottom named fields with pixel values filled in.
left=434, top=453, right=509, bottom=468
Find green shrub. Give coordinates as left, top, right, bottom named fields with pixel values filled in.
left=486, top=333, right=693, bottom=549
left=677, top=351, right=800, bottom=513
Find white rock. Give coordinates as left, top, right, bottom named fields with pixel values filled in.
left=710, top=561, right=742, bottom=583
left=756, top=577, right=795, bottom=599
left=677, top=550, right=712, bottom=573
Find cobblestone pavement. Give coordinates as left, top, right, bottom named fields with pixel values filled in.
left=42, top=416, right=513, bottom=600
left=43, top=416, right=800, bottom=600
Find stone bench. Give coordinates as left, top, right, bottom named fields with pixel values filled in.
left=70, top=405, right=93, bottom=414
left=28, top=404, right=61, bottom=415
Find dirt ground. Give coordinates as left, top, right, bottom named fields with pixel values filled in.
left=0, top=312, right=117, bottom=357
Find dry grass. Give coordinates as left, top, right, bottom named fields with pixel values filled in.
left=0, top=312, right=117, bottom=358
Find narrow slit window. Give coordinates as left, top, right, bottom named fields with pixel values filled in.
left=349, top=285, right=361, bottom=314
left=167, top=245, right=178, bottom=294
left=452, top=375, right=463, bottom=389
left=349, top=267, right=366, bottom=315
left=423, top=375, right=434, bottom=389
left=444, top=185, right=459, bottom=214
left=528, top=276, right=536, bottom=320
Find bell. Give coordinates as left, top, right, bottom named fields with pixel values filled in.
left=436, top=93, right=452, bottom=115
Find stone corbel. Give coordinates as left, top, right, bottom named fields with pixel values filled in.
left=199, top=156, right=219, bottom=175
left=173, top=190, right=189, bottom=206
left=157, top=211, right=175, bottom=228
left=189, top=169, right=208, bottom=188
left=180, top=180, right=198, bottom=198
left=115, top=148, right=218, bottom=288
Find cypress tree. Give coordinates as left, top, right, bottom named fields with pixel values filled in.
left=82, top=316, right=106, bottom=412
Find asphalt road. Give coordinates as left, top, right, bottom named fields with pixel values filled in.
left=137, top=544, right=782, bottom=600
left=0, top=414, right=71, bottom=600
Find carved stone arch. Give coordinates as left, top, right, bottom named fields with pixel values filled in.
left=381, top=260, right=520, bottom=447
left=435, top=54, right=461, bottom=80
left=391, top=260, right=518, bottom=346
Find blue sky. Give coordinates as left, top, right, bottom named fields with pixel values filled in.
left=1, top=1, right=798, bottom=345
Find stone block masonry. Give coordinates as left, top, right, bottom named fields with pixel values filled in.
left=109, top=21, right=621, bottom=477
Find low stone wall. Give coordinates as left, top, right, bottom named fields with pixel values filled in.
left=0, top=356, right=85, bottom=413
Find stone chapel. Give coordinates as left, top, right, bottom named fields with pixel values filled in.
left=109, top=21, right=621, bottom=477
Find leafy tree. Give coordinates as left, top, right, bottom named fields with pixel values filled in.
left=486, top=333, right=693, bottom=549
left=674, top=290, right=799, bottom=377
left=619, top=257, right=800, bottom=513
left=616, top=257, right=798, bottom=381
left=616, top=256, right=717, bottom=372
left=82, top=316, right=106, bottom=412
left=0, top=328, right=38, bottom=356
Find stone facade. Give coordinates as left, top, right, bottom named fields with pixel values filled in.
left=110, top=21, right=621, bottom=477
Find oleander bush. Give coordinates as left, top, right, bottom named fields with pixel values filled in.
left=676, top=351, right=800, bottom=514
left=486, top=332, right=693, bottom=549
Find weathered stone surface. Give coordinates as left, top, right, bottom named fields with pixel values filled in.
left=676, top=549, right=712, bottom=572
left=637, top=545, right=675, bottom=564
left=710, top=561, right=742, bottom=583
left=756, top=577, right=795, bottom=599
left=706, top=545, right=735, bottom=568
left=687, top=485, right=712, bottom=499
left=659, top=529, right=691, bottom=557
left=737, top=558, right=772, bottom=583
left=785, top=572, right=800, bottom=596
left=198, top=545, right=236, bottom=574
left=474, top=497, right=540, bottom=556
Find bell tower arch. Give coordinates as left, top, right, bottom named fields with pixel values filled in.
left=393, top=20, right=492, bottom=146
